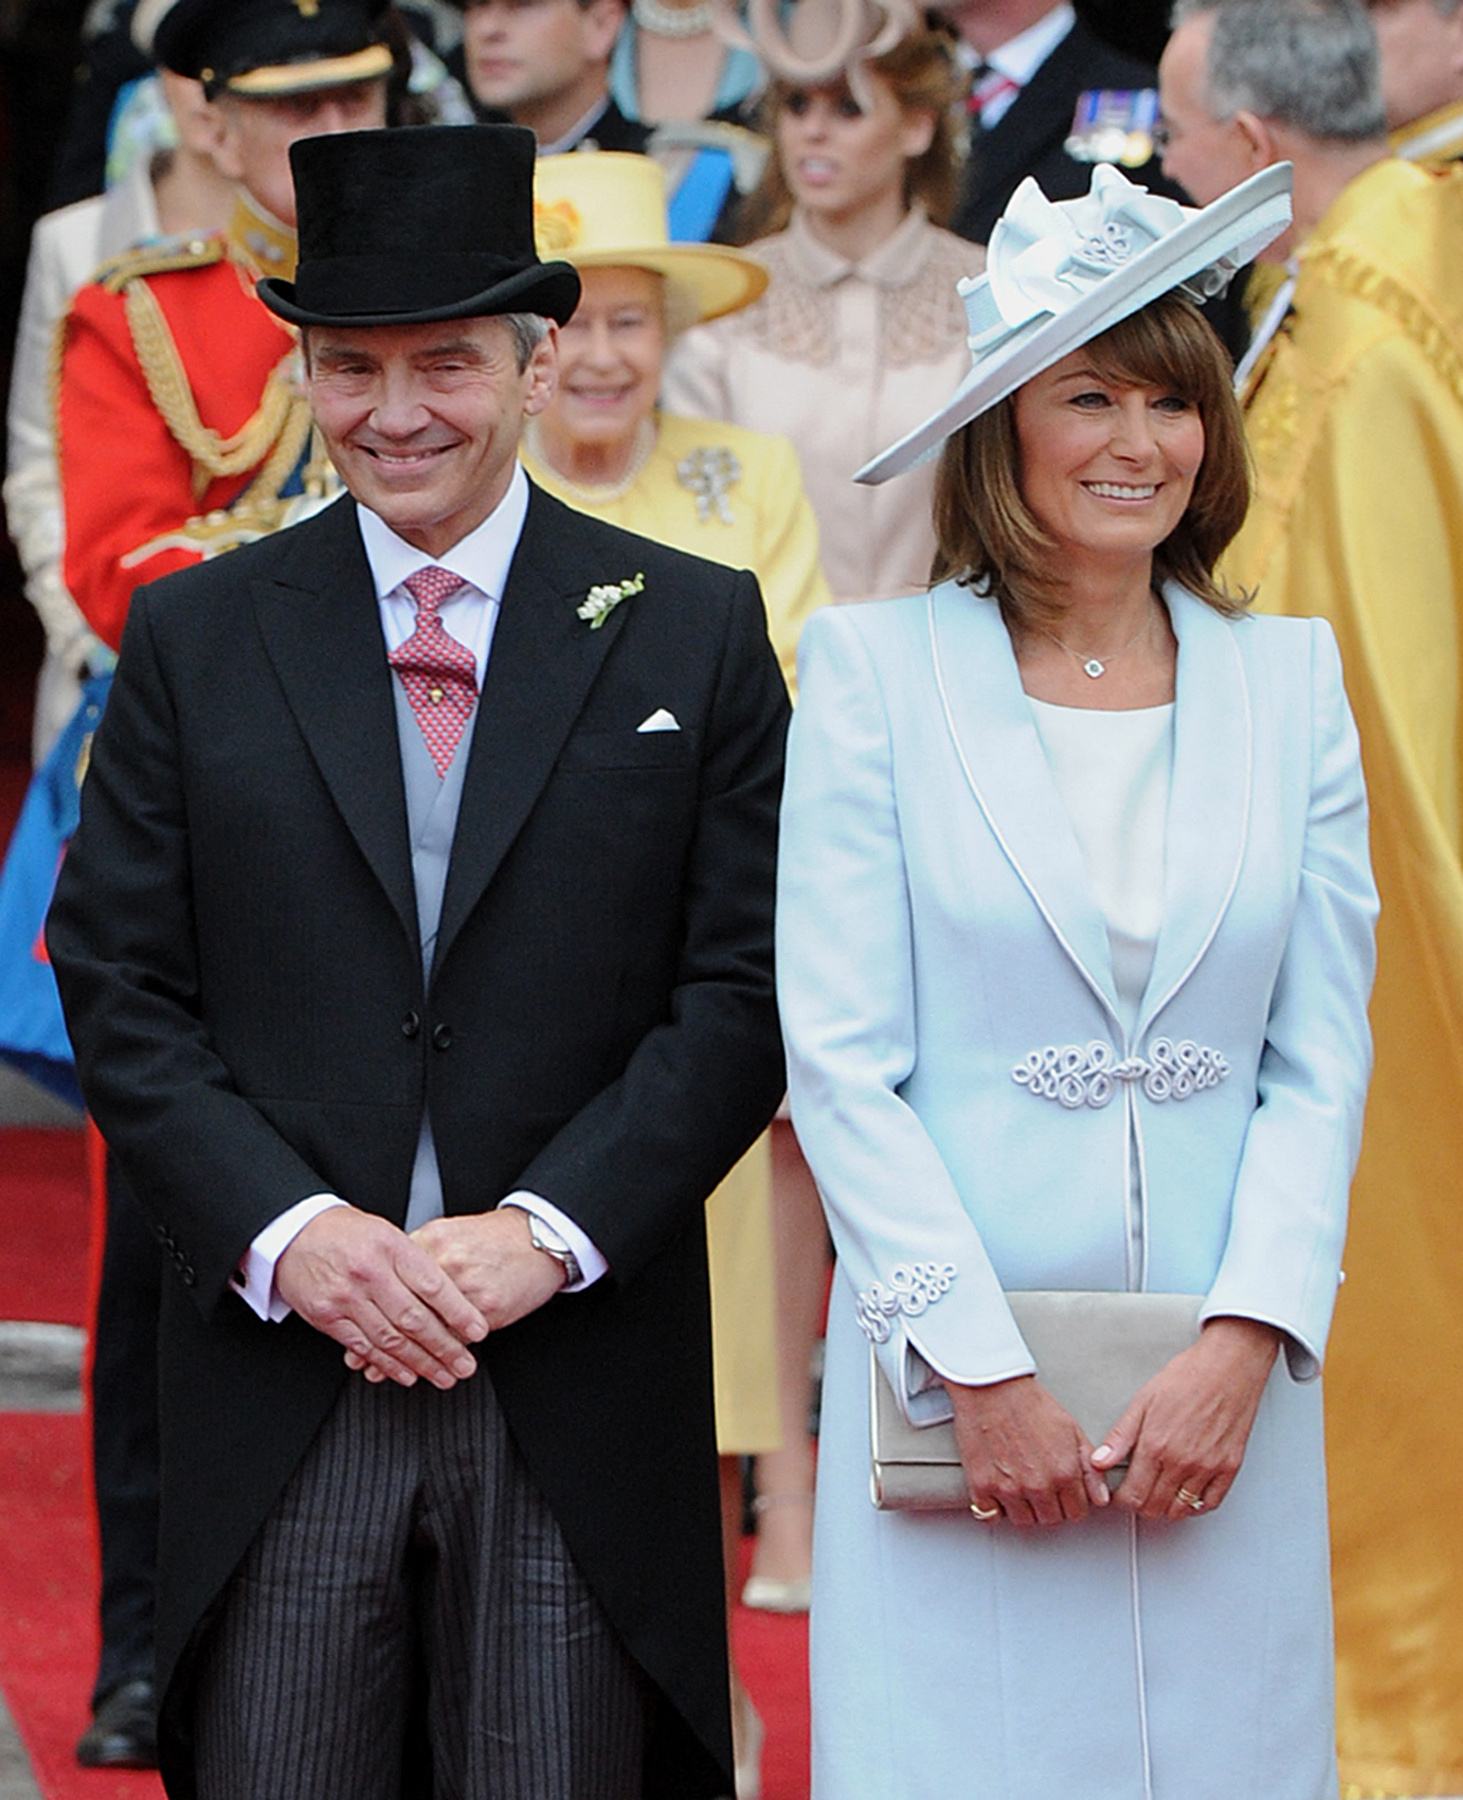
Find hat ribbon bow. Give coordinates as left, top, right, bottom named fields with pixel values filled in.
left=959, top=164, right=1235, bottom=358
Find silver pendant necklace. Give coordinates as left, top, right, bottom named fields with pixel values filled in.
left=1041, top=606, right=1155, bottom=679
left=632, top=0, right=716, bottom=36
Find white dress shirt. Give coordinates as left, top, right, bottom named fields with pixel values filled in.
left=956, top=2, right=1076, bottom=129
left=234, top=465, right=608, bottom=1320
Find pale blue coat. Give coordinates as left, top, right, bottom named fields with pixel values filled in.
left=777, top=581, right=1378, bottom=1800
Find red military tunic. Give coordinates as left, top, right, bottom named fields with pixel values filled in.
left=56, top=207, right=325, bottom=651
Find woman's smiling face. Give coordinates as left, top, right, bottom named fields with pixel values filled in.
left=544, top=265, right=665, bottom=452
left=1011, top=350, right=1207, bottom=575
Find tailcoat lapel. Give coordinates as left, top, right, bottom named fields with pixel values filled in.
left=434, top=486, right=630, bottom=974
left=1136, top=584, right=1251, bottom=1035
left=929, top=579, right=1121, bottom=1022
left=250, top=497, right=419, bottom=954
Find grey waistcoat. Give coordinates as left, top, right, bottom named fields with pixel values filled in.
left=392, top=674, right=479, bottom=1231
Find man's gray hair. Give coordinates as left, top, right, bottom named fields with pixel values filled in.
left=501, top=312, right=552, bottom=370
left=1170, top=0, right=1387, bottom=141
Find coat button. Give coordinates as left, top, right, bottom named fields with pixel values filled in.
left=401, top=1010, right=421, bottom=1039
left=432, top=1023, right=452, bottom=1051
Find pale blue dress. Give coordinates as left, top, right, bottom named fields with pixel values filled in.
left=777, top=584, right=1376, bottom=1800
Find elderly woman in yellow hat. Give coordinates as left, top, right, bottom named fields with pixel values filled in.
left=525, top=151, right=830, bottom=696
left=526, top=148, right=829, bottom=1797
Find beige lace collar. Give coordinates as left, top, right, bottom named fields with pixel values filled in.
left=783, top=202, right=936, bottom=291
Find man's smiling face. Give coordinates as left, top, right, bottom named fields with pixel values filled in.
left=304, top=316, right=558, bottom=555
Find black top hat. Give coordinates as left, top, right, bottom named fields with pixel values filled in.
left=256, top=126, right=582, bottom=327
left=133, top=0, right=394, bottom=99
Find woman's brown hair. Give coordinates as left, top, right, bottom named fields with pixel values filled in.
left=929, top=291, right=1252, bottom=624
left=728, top=29, right=961, bottom=244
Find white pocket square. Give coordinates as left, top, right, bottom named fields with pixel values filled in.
left=636, top=708, right=680, bottom=734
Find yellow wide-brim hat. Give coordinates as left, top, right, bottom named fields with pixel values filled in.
left=533, top=152, right=768, bottom=326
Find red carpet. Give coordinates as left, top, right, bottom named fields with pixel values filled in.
left=735, top=1538, right=812, bottom=1799
left=0, top=1414, right=161, bottom=1800
left=0, top=1410, right=810, bottom=1800
left=0, top=1129, right=91, bottom=1326
left=0, top=1120, right=811, bottom=1798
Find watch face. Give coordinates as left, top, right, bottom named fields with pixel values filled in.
left=527, top=1215, right=579, bottom=1286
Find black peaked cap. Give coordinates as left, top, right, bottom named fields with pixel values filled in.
left=140, top=0, right=391, bottom=92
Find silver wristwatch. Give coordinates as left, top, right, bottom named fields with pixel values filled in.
left=524, top=1212, right=582, bottom=1289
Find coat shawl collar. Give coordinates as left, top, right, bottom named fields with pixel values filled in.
left=928, top=578, right=1251, bottom=1042
left=249, top=486, right=632, bottom=982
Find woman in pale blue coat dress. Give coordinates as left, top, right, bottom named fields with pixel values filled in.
left=777, top=163, right=1378, bottom=1800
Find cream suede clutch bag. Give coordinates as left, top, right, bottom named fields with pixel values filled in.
left=870, top=1290, right=1204, bottom=1511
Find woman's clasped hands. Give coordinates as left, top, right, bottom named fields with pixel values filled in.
left=946, top=1315, right=1282, bottom=1528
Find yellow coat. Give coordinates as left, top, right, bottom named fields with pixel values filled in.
left=523, top=411, right=832, bottom=1453
left=523, top=411, right=830, bottom=696
left=1223, top=156, right=1463, bottom=1799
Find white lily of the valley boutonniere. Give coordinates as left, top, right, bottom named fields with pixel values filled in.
left=577, top=571, right=645, bottom=629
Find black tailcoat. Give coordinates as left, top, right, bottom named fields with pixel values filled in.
left=48, top=484, right=790, bottom=1797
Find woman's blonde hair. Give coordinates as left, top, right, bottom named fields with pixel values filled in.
left=729, top=28, right=961, bottom=243
left=929, top=292, right=1252, bottom=624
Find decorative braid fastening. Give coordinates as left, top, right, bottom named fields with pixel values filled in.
left=1012, top=1039, right=1231, bottom=1110
left=855, top=1262, right=957, bottom=1344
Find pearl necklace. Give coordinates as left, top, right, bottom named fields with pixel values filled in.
left=1040, top=605, right=1157, bottom=679
left=632, top=0, right=716, bottom=35
left=524, top=417, right=658, bottom=505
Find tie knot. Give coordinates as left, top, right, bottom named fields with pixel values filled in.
left=404, top=566, right=468, bottom=616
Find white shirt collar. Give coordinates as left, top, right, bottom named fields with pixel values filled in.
left=986, top=3, right=1075, bottom=83
left=539, top=95, right=610, bottom=157
left=356, top=461, right=531, bottom=686
left=356, top=460, right=530, bottom=604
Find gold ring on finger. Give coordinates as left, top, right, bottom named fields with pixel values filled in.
left=969, top=1500, right=1000, bottom=1521
left=1176, top=1487, right=1206, bottom=1511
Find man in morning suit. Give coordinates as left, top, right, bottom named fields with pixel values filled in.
left=52, top=0, right=393, bottom=1769
left=48, top=122, right=789, bottom=1800
left=936, top=0, right=1174, bottom=244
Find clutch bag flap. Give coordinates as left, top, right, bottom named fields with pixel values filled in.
left=870, top=1290, right=1203, bottom=1511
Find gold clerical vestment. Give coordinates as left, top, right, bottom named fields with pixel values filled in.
left=1391, top=95, right=1463, bottom=166
left=1223, top=155, right=1463, bottom=1799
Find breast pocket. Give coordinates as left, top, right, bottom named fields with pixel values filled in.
left=555, top=729, right=693, bottom=772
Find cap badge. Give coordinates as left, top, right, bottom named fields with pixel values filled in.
left=293, top=0, right=321, bottom=17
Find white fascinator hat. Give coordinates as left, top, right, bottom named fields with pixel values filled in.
left=855, top=160, right=1293, bottom=485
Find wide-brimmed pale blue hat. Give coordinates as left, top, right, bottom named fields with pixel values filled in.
left=855, top=160, right=1293, bottom=485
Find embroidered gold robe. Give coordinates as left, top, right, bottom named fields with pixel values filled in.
left=1224, top=155, right=1463, bottom=1799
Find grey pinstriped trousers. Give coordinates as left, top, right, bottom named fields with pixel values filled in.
left=191, top=1365, right=648, bottom=1798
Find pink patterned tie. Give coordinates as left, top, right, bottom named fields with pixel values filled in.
left=389, top=566, right=478, bottom=778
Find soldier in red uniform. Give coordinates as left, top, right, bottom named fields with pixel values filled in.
left=57, top=0, right=394, bottom=650
left=54, top=0, right=392, bottom=1768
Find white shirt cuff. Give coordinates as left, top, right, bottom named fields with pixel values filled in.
left=231, top=1193, right=347, bottom=1322
left=498, top=1193, right=608, bottom=1290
